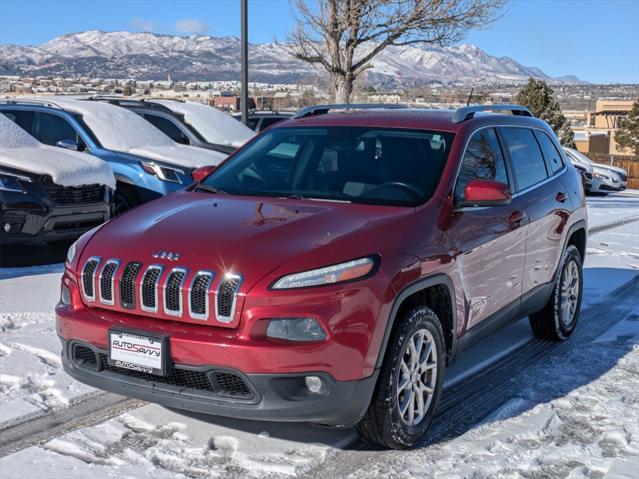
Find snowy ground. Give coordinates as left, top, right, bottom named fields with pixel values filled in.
left=0, top=192, right=638, bottom=478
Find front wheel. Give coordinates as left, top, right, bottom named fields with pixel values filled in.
left=358, top=305, right=445, bottom=449
left=529, top=244, right=583, bottom=340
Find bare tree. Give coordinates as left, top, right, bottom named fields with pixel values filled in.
left=289, top=0, right=507, bottom=103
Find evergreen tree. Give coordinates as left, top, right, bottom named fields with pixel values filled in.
left=515, top=78, right=575, bottom=148
left=615, top=100, right=639, bottom=156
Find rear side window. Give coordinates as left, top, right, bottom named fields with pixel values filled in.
left=500, top=127, right=548, bottom=191
left=454, top=128, right=508, bottom=203
left=534, top=130, right=564, bottom=174
left=1, top=110, right=34, bottom=134
left=34, top=113, right=79, bottom=146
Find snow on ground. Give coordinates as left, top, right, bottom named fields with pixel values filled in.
left=0, top=192, right=638, bottom=477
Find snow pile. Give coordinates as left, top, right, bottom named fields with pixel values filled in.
left=30, top=97, right=226, bottom=168
left=0, top=114, right=115, bottom=188
left=150, top=100, right=255, bottom=147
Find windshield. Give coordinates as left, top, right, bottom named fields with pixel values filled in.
left=198, top=126, right=454, bottom=206
left=566, top=148, right=593, bottom=165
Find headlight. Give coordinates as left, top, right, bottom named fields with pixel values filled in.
left=271, top=256, right=378, bottom=290
left=0, top=169, right=32, bottom=193
left=140, top=161, right=185, bottom=183
left=66, top=240, right=78, bottom=264
left=593, top=172, right=609, bottom=180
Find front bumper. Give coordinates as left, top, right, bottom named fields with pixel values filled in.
left=0, top=202, right=110, bottom=244
left=61, top=337, right=377, bottom=426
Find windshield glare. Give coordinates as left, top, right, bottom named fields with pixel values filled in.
left=199, top=127, right=454, bottom=206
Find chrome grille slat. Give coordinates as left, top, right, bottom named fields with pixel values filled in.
left=163, top=268, right=188, bottom=316
left=188, top=271, right=214, bottom=320
left=119, top=262, right=142, bottom=309
left=140, top=265, right=163, bottom=313
left=81, top=256, right=102, bottom=302
left=87, top=257, right=241, bottom=324
left=215, top=274, right=242, bottom=323
left=98, top=259, right=121, bottom=305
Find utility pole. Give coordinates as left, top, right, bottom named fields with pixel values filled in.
left=240, top=0, right=249, bottom=125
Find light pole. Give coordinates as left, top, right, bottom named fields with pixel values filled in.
left=240, top=0, right=249, bottom=125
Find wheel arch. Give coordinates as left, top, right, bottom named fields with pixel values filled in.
left=374, top=274, right=458, bottom=370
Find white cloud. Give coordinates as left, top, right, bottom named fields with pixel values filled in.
left=175, top=19, right=209, bottom=35
left=130, top=18, right=159, bottom=32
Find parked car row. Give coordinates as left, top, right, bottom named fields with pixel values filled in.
left=563, top=147, right=627, bottom=195
left=1, top=96, right=255, bottom=244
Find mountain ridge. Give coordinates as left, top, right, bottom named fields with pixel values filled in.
left=0, top=30, right=581, bottom=86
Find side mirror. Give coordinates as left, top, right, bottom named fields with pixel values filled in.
left=461, top=179, right=511, bottom=207
left=177, top=136, right=190, bottom=145
left=56, top=139, right=81, bottom=151
left=192, top=165, right=217, bottom=183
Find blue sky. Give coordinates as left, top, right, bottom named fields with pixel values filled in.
left=0, top=0, right=637, bottom=83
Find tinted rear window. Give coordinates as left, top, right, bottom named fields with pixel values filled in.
left=500, top=127, right=548, bottom=191
left=534, top=130, right=564, bottom=174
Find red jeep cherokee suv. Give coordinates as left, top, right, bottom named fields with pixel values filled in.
left=57, top=104, right=587, bottom=449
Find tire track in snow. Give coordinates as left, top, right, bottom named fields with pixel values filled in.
left=0, top=392, right=145, bottom=457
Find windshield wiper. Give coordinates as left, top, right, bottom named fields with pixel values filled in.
left=195, top=185, right=228, bottom=195
left=284, top=194, right=306, bottom=200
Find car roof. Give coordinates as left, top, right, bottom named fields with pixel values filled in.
left=273, top=108, right=547, bottom=133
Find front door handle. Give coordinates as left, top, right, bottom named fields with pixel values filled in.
left=556, top=192, right=567, bottom=203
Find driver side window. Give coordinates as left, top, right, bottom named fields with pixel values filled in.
left=34, top=112, right=84, bottom=149
left=454, top=128, right=508, bottom=204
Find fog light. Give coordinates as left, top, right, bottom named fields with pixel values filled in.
left=266, top=318, right=327, bottom=342
left=305, top=376, right=324, bottom=394
left=60, top=284, right=71, bottom=305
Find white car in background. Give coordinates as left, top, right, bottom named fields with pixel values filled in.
left=563, top=147, right=625, bottom=195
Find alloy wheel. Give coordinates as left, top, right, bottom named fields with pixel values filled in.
left=397, top=328, right=438, bottom=426
left=560, top=259, right=580, bottom=326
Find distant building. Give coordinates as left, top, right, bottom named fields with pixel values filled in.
left=574, top=99, right=637, bottom=156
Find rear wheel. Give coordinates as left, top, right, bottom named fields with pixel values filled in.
left=358, top=305, right=445, bottom=449
left=529, top=245, right=583, bottom=340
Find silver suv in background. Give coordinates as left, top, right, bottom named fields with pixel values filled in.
left=563, top=147, right=626, bottom=195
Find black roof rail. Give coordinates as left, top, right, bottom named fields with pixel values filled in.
left=85, top=96, right=177, bottom=113
left=452, top=104, right=533, bottom=123
left=0, top=98, right=65, bottom=110
left=293, top=103, right=409, bottom=119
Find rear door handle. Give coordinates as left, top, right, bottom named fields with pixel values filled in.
left=556, top=192, right=567, bottom=203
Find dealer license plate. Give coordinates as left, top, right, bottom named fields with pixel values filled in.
left=108, top=329, right=169, bottom=375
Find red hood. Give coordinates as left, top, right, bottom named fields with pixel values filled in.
left=80, top=191, right=412, bottom=292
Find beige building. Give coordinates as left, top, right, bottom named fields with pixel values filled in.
left=574, top=99, right=637, bottom=156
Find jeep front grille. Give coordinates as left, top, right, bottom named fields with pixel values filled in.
left=80, top=258, right=238, bottom=323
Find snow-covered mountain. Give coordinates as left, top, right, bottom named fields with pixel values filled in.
left=0, top=30, right=578, bottom=86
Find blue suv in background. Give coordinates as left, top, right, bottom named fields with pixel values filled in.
left=0, top=98, right=226, bottom=214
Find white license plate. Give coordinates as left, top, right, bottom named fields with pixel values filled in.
left=108, top=330, right=165, bottom=374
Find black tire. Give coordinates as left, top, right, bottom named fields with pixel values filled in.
left=529, top=245, right=583, bottom=341
left=358, top=305, right=445, bottom=449
left=112, top=184, right=140, bottom=216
